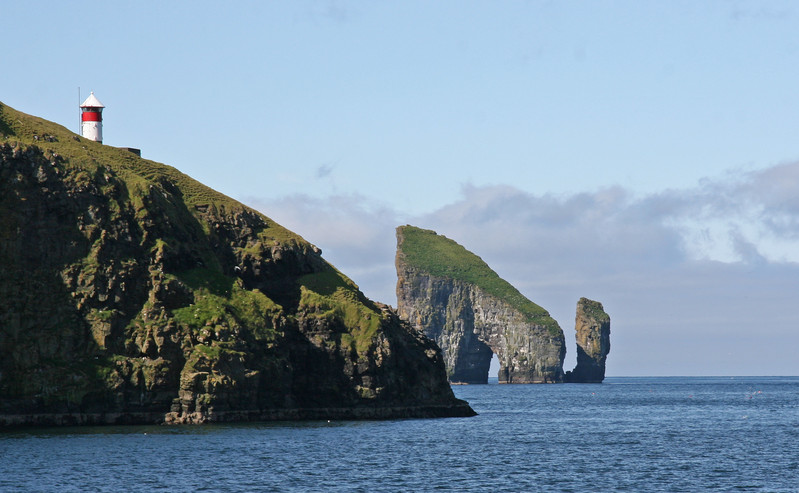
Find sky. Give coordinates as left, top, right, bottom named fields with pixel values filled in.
left=3, top=1, right=798, bottom=376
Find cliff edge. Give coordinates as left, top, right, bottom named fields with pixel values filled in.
left=395, top=226, right=565, bottom=384
left=0, top=103, right=474, bottom=426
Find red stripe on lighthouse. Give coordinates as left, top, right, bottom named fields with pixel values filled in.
left=82, top=112, right=102, bottom=122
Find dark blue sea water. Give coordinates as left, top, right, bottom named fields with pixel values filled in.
left=2, top=377, right=798, bottom=492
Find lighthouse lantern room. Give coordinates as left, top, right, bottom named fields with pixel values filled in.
left=80, top=92, right=105, bottom=143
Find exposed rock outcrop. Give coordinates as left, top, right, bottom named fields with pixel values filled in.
left=0, top=103, right=474, bottom=427
left=565, top=298, right=611, bottom=383
left=395, top=226, right=565, bottom=384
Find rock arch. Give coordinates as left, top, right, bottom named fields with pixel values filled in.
left=396, top=263, right=566, bottom=384
left=395, top=226, right=566, bottom=384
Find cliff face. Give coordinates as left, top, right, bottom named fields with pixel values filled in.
left=0, top=103, right=474, bottom=426
left=565, top=298, right=611, bottom=383
left=395, top=226, right=565, bottom=384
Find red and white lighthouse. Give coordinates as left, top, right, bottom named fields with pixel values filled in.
left=80, top=92, right=105, bottom=143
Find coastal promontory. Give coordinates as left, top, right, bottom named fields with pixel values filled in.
left=0, top=103, right=474, bottom=426
left=395, top=225, right=566, bottom=384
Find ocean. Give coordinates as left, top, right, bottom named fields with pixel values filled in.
left=1, top=376, right=797, bottom=492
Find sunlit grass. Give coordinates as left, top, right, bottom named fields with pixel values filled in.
left=398, top=225, right=561, bottom=335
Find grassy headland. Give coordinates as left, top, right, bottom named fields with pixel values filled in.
left=397, top=225, right=558, bottom=331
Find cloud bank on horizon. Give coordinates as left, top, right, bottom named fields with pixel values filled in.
left=248, top=159, right=799, bottom=377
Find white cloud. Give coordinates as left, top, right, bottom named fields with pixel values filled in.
left=245, top=193, right=400, bottom=301
left=244, top=161, right=799, bottom=376
left=662, top=160, right=799, bottom=263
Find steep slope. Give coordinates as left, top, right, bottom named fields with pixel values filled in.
left=0, top=103, right=474, bottom=426
left=395, top=225, right=565, bottom=383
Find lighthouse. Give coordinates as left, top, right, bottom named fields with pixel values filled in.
left=80, top=92, right=105, bottom=143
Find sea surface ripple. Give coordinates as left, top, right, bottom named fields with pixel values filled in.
left=1, top=376, right=797, bottom=492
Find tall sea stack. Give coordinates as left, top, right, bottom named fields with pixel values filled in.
left=565, top=298, right=611, bottom=383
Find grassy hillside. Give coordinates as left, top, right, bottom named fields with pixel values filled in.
left=0, top=102, right=478, bottom=423
left=397, top=225, right=555, bottom=324
left=0, top=100, right=385, bottom=347
left=0, top=102, right=299, bottom=243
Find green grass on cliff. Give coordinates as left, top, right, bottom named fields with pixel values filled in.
left=579, top=297, right=610, bottom=323
left=171, top=273, right=281, bottom=341
left=298, top=267, right=382, bottom=354
left=0, top=101, right=301, bottom=244
left=397, top=225, right=559, bottom=332
left=0, top=101, right=386, bottom=348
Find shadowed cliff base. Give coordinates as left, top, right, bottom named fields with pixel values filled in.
left=0, top=403, right=476, bottom=428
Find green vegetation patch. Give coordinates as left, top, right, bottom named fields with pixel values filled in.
left=580, top=298, right=610, bottom=323
left=194, top=343, right=244, bottom=361
left=177, top=267, right=235, bottom=297
left=172, top=275, right=281, bottom=341
left=298, top=267, right=382, bottom=354
left=398, top=225, right=560, bottom=334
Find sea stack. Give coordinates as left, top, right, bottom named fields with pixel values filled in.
left=395, top=225, right=565, bottom=384
left=565, top=298, right=611, bottom=383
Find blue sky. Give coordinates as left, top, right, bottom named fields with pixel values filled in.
left=3, top=1, right=799, bottom=376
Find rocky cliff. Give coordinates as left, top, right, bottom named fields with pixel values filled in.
left=565, top=298, right=611, bottom=383
left=0, top=103, right=474, bottom=426
left=395, top=226, right=565, bottom=384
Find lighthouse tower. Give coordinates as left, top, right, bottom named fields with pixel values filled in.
left=80, top=92, right=105, bottom=143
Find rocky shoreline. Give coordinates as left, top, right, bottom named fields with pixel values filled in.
left=0, top=402, right=476, bottom=428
